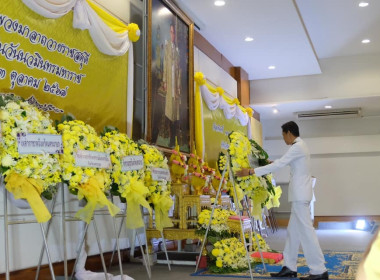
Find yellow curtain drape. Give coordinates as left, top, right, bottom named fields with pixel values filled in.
left=86, top=0, right=128, bottom=33
left=195, top=83, right=204, bottom=159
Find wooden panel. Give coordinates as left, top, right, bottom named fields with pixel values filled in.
left=194, top=31, right=234, bottom=77
left=231, top=67, right=250, bottom=107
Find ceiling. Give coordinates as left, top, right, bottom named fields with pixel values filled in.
left=174, top=0, right=380, bottom=120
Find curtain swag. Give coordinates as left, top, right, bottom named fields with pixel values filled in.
left=194, top=71, right=253, bottom=126
left=22, top=0, right=140, bottom=56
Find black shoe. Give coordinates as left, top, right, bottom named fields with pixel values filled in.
left=299, top=271, right=329, bottom=280
left=270, top=266, right=298, bottom=278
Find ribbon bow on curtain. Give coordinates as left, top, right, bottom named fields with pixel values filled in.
left=22, top=0, right=140, bottom=56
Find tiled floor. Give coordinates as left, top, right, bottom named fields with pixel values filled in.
left=105, top=228, right=374, bottom=280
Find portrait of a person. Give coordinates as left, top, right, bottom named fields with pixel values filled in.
left=151, top=0, right=190, bottom=152
left=162, top=20, right=181, bottom=147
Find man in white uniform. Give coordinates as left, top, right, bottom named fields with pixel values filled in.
left=237, top=121, right=328, bottom=280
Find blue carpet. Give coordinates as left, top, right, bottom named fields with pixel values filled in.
left=191, top=251, right=363, bottom=279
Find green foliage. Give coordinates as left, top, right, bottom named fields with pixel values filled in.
left=0, top=93, right=24, bottom=107
left=0, top=166, right=10, bottom=175
left=41, top=190, right=53, bottom=200
left=250, top=139, right=271, bottom=166
left=54, top=113, right=76, bottom=129
left=101, top=125, right=119, bottom=137
left=69, top=187, right=78, bottom=196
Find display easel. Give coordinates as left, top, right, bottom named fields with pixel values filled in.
left=34, top=183, right=111, bottom=280
left=110, top=221, right=171, bottom=275
left=194, top=153, right=267, bottom=278
left=108, top=202, right=160, bottom=279
left=2, top=177, right=57, bottom=280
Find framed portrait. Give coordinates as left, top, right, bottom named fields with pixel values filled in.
left=147, top=0, right=194, bottom=153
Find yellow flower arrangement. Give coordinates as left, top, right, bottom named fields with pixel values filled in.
left=229, top=131, right=272, bottom=219
left=245, top=232, right=271, bottom=252
left=209, top=237, right=252, bottom=273
left=197, top=208, right=236, bottom=235
left=0, top=94, right=61, bottom=223
left=57, top=120, right=119, bottom=223
left=102, top=131, right=151, bottom=229
left=140, top=143, right=173, bottom=231
left=265, top=185, right=282, bottom=209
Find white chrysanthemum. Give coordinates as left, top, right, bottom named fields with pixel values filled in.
left=0, top=110, right=9, bottom=120
left=5, top=102, right=20, bottom=110
left=2, top=154, right=15, bottom=167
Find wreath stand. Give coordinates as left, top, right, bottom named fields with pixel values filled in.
left=33, top=183, right=111, bottom=280
left=2, top=177, right=57, bottom=280
left=194, top=153, right=267, bottom=279
left=108, top=201, right=156, bottom=279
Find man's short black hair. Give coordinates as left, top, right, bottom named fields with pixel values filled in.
left=281, top=121, right=300, bottom=137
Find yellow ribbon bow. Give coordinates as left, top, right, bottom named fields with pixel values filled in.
left=216, top=87, right=224, bottom=96
left=127, top=23, right=141, bottom=42
left=5, top=172, right=51, bottom=223
left=121, top=178, right=152, bottom=229
left=152, top=193, right=173, bottom=231
left=75, top=172, right=120, bottom=224
left=194, top=72, right=206, bottom=86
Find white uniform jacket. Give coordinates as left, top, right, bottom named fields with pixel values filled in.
left=255, top=137, right=313, bottom=202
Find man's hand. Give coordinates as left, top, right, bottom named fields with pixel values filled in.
left=235, top=168, right=254, bottom=177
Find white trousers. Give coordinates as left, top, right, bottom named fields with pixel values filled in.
left=283, top=201, right=326, bottom=275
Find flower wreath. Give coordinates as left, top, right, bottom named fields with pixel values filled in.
left=217, top=151, right=244, bottom=208
left=57, top=120, right=119, bottom=223
left=196, top=208, right=236, bottom=237
left=102, top=131, right=151, bottom=229
left=228, top=131, right=270, bottom=219
left=0, top=94, right=61, bottom=223
left=140, top=143, right=173, bottom=231
left=210, top=237, right=252, bottom=273
left=245, top=232, right=271, bottom=252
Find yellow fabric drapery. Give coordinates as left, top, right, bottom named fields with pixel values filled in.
left=75, top=171, right=120, bottom=224
left=5, top=172, right=51, bottom=223
left=86, top=0, right=140, bottom=42
left=120, top=178, right=152, bottom=229
left=86, top=0, right=127, bottom=34
left=194, top=75, right=204, bottom=159
left=151, top=193, right=173, bottom=232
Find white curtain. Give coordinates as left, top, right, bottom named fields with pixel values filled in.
left=200, top=84, right=249, bottom=126
left=22, top=0, right=132, bottom=56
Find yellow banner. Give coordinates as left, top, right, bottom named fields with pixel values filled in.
left=0, top=0, right=128, bottom=132
left=203, top=103, right=247, bottom=168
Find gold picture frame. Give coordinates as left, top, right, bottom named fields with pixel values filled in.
left=147, top=0, right=194, bottom=153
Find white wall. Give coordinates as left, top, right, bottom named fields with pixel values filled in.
left=250, top=54, right=380, bottom=104
left=260, top=116, right=380, bottom=216
left=194, top=47, right=237, bottom=98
